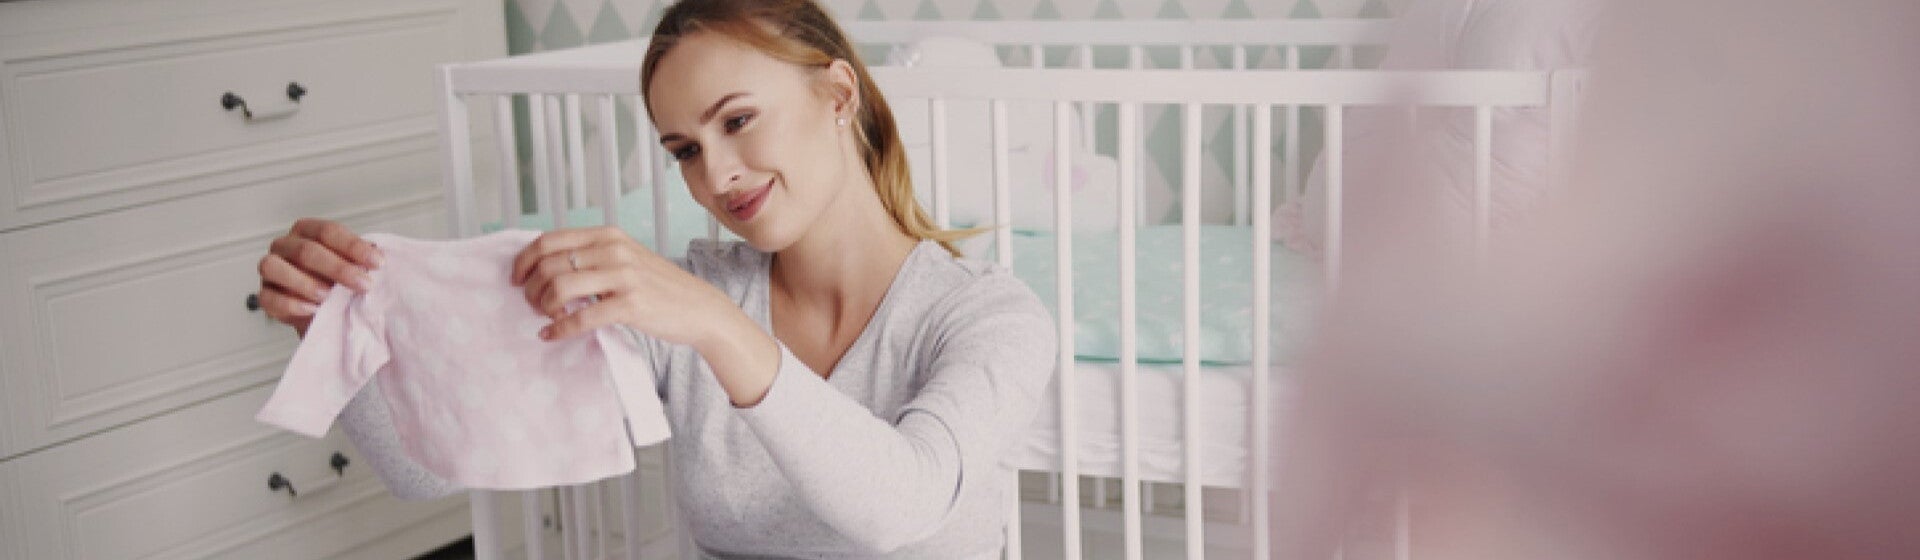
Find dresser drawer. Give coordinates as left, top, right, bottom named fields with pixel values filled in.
left=0, top=0, right=475, bottom=230
left=0, top=149, right=447, bottom=458
left=0, top=384, right=474, bottom=560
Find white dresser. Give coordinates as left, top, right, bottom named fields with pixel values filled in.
left=0, top=1, right=513, bottom=557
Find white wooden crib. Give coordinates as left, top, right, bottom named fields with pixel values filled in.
left=433, top=18, right=1581, bottom=560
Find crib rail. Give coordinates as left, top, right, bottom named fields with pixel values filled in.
left=439, top=35, right=1579, bottom=559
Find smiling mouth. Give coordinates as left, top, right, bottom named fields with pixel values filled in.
left=727, top=178, right=774, bottom=221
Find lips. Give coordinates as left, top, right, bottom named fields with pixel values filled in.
left=726, top=178, right=773, bottom=222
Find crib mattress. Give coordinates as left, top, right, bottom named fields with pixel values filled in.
left=1006, top=360, right=1295, bottom=489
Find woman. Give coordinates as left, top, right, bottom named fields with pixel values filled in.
left=253, top=1, right=1056, bottom=557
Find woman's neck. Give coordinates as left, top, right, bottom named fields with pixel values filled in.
left=769, top=180, right=918, bottom=316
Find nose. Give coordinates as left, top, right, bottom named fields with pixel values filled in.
left=697, top=144, right=746, bottom=198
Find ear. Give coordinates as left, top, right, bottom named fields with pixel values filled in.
left=823, top=59, right=860, bottom=120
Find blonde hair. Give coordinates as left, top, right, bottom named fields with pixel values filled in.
left=639, top=0, right=976, bottom=257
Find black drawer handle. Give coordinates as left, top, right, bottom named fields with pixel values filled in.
left=221, top=82, right=307, bottom=122
left=267, top=472, right=297, bottom=497
left=245, top=292, right=261, bottom=312
left=266, top=452, right=349, bottom=499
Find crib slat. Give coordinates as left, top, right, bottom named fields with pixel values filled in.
left=493, top=96, right=522, bottom=229
left=597, top=95, right=622, bottom=227
left=557, top=488, right=575, bottom=560
left=1006, top=482, right=1025, bottom=560
left=1030, top=44, right=1044, bottom=69
left=438, top=70, right=479, bottom=237
left=1474, top=105, right=1494, bottom=260
left=1128, top=46, right=1147, bottom=226
left=529, top=94, right=557, bottom=227
left=524, top=491, right=546, bottom=560
left=470, top=491, right=501, bottom=560
left=991, top=100, right=1012, bottom=268
left=1117, top=99, right=1144, bottom=560
left=1053, top=100, right=1082, bottom=560
left=649, top=125, right=671, bottom=254
left=930, top=97, right=950, bottom=228
left=633, top=94, right=653, bottom=194
left=565, top=95, right=589, bottom=223
left=1078, top=45, right=1095, bottom=167
left=1251, top=103, right=1275, bottom=560
left=573, top=485, right=592, bottom=560
left=1233, top=47, right=1250, bottom=226
left=592, top=482, right=608, bottom=559
left=1336, top=44, right=1354, bottom=69
left=546, top=96, right=569, bottom=226
left=1285, top=47, right=1301, bottom=203
left=1325, top=104, right=1345, bottom=287
left=1180, top=101, right=1205, bottom=560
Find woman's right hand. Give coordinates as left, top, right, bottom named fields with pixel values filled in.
left=256, top=218, right=385, bottom=338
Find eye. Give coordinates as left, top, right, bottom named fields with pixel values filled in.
left=670, top=143, right=700, bottom=162
left=724, top=112, right=754, bottom=133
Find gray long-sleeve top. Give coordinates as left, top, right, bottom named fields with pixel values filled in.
left=651, top=239, right=1058, bottom=559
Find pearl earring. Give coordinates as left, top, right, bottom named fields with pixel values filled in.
left=835, top=117, right=848, bottom=127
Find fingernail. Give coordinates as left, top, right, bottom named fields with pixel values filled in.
left=538, top=325, right=552, bottom=340
left=369, top=249, right=386, bottom=268
left=354, top=271, right=374, bottom=291
left=317, top=286, right=333, bottom=300
left=298, top=302, right=319, bottom=315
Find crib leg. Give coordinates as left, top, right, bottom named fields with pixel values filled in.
left=471, top=491, right=501, bottom=560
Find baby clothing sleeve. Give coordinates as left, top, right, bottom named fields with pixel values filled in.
left=256, top=282, right=390, bottom=438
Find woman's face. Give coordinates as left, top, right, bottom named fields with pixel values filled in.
left=647, top=31, right=857, bottom=253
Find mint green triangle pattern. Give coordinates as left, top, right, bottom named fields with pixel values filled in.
left=505, top=0, right=538, bottom=55
left=587, top=2, right=631, bottom=45
left=858, top=0, right=886, bottom=21
left=1144, top=0, right=1188, bottom=69
left=540, top=2, right=585, bottom=50
left=913, top=0, right=942, bottom=20
left=1208, top=107, right=1237, bottom=191
left=1031, top=0, right=1071, bottom=67
left=1289, top=0, right=1333, bottom=68
left=1144, top=106, right=1183, bottom=223
left=1353, top=0, right=1395, bottom=67
left=972, top=0, right=1002, bottom=19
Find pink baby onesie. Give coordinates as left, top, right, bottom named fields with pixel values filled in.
left=256, top=229, right=670, bottom=490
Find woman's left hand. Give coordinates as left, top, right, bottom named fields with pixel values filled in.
left=510, top=226, right=735, bottom=346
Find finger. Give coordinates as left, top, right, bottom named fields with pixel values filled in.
left=258, top=253, right=332, bottom=302
left=520, top=252, right=573, bottom=310
left=512, top=228, right=608, bottom=286
left=257, top=284, right=320, bottom=325
left=275, top=235, right=373, bottom=292
left=535, top=269, right=631, bottom=319
left=540, top=293, right=625, bottom=341
left=293, top=219, right=383, bottom=268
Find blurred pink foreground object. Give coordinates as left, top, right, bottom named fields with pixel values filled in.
left=1272, top=0, right=1920, bottom=559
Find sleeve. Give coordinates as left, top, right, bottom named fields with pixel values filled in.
left=255, top=285, right=392, bottom=438
left=733, top=276, right=1057, bottom=554
left=603, top=255, right=692, bottom=446
left=599, top=323, right=671, bottom=447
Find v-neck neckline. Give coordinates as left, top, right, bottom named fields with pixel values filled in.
left=758, top=240, right=931, bottom=383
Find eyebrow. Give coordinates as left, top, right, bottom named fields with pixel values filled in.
left=658, top=92, right=750, bottom=145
